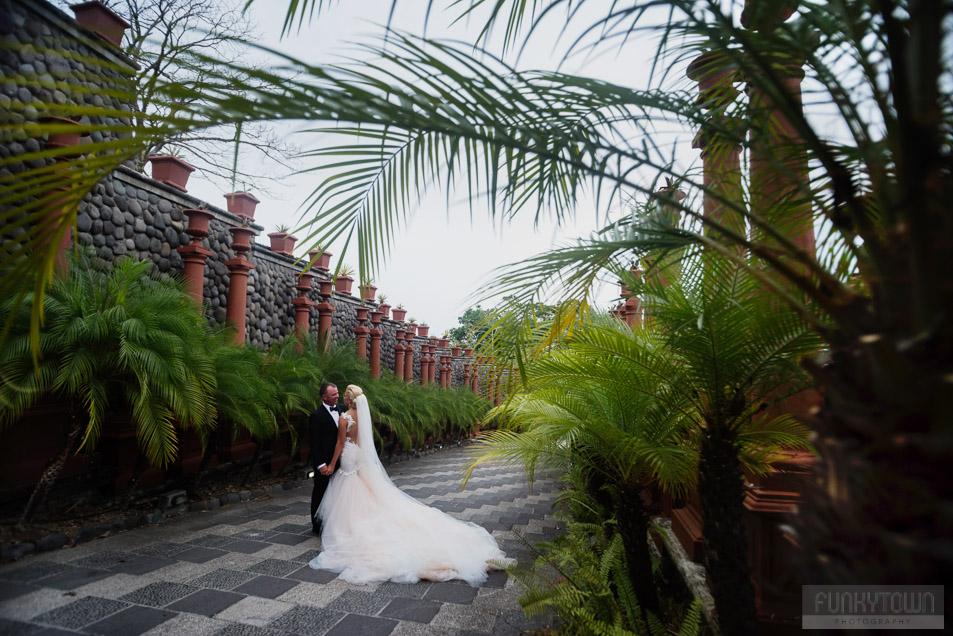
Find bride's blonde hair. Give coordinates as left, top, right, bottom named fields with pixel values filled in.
left=344, top=385, right=364, bottom=403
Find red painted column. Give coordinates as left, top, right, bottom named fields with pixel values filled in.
left=742, top=3, right=814, bottom=261
left=292, top=271, right=314, bottom=337
left=354, top=306, right=369, bottom=361
left=369, top=310, right=383, bottom=378
left=441, top=355, right=452, bottom=389
left=403, top=331, right=415, bottom=382
left=42, top=117, right=82, bottom=276
left=178, top=208, right=215, bottom=308
left=687, top=50, right=745, bottom=244
left=420, top=344, right=430, bottom=386
left=225, top=226, right=256, bottom=345
left=393, top=329, right=406, bottom=380
left=316, top=279, right=335, bottom=347
left=471, top=356, right=480, bottom=392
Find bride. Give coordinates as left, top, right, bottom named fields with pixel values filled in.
left=309, top=384, right=509, bottom=585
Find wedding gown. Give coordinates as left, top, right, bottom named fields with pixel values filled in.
left=309, top=396, right=508, bottom=585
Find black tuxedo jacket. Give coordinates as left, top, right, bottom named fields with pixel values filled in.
left=309, top=403, right=340, bottom=469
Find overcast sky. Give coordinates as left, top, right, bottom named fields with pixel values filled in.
left=183, top=0, right=693, bottom=335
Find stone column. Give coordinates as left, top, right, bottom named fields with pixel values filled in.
left=354, top=306, right=369, bottom=361
left=225, top=226, right=256, bottom=345
left=369, top=310, right=383, bottom=378
left=403, top=331, right=415, bottom=382
left=316, top=279, right=335, bottom=346
left=178, top=209, right=215, bottom=308
left=292, top=271, right=314, bottom=337
left=393, top=329, right=406, bottom=380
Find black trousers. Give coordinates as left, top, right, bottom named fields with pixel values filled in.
left=310, top=470, right=331, bottom=528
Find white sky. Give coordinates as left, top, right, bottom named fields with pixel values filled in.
left=184, top=0, right=695, bottom=335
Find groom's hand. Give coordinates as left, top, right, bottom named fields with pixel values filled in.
left=319, top=466, right=333, bottom=476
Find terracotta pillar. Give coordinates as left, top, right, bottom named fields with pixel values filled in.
left=393, top=329, right=406, bottom=380
left=316, top=279, right=335, bottom=346
left=292, top=271, right=314, bottom=337
left=420, top=344, right=430, bottom=386
left=369, top=310, right=383, bottom=378
left=440, top=355, right=451, bottom=389
left=624, top=296, right=641, bottom=328
left=687, top=50, right=745, bottom=244
left=354, top=306, right=369, bottom=361
left=42, top=117, right=82, bottom=275
left=427, top=339, right=437, bottom=384
left=471, top=356, right=480, bottom=392
left=178, top=209, right=215, bottom=308
left=225, top=226, right=256, bottom=345
left=403, top=331, right=415, bottom=382
left=742, top=3, right=814, bottom=261
left=463, top=363, right=471, bottom=390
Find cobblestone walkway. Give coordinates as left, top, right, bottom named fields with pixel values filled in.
left=0, top=445, right=562, bottom=635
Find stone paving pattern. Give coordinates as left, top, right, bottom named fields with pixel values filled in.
left=0, top=445, right=562, bottom=635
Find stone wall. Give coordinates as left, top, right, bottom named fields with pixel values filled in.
left=1, top=0, right=480, bottom=387
left=0, top=0, right=135, bottom=169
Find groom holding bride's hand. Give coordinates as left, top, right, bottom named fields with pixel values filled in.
left=309, top=382, right=341, bottom=535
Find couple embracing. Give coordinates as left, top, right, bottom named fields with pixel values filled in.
left=307, top=382, right=509, bottom=585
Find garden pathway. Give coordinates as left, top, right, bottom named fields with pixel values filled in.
left=0, top=445, right=561, bottom=635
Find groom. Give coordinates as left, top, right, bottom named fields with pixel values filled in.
left=309, top=382, right=340, bottom=535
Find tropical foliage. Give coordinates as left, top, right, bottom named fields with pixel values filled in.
left=0, top=250, right=217, bottom=524
left=0, top=250, right=489, bottom=522
left=506, top=495, right=706, bottom=636
left=469, top=262, right=819, bottom=631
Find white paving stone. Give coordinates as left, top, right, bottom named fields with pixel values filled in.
left=0, top=587, right=80, bottom=620
left=274, top=580, right=344, bottom=607
left=72, top=572, right=157, bottom=599
left=213, top=595, right=294, bottom=626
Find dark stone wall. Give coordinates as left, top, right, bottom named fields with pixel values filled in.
left=0, top=0, right=136, bottom=165
left=1, top=0, right=476, bottom=383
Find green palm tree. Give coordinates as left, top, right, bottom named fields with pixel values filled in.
left=187, top=330, right=278, bottom=494
left=470, top=263, right=820, bottom=632
left=0, top=250, right=216, bottom=525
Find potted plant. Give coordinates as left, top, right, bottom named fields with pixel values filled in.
left=41, top=115, right=82, bottom=149
left=451, top=344, right=462, bottom=356
left=334, top=264, right=355, bottom=295
left=183, top=206, right=215, bottom=237
left=406, top=317, right=418, bottom=335
left=148, top=153, right=195, bottom=192
left=224, top=191, right=260, bottom=220
left=360, top=281, right=378, bottom=303
left=391, top=304, right=407, bottom=322
left=308, top=246, right=332, bottom=270
left=438, top=331, right=451, bottom=349
left=69, top=1, right=130, bottom=46
left=267, top=223, right=297, bottom=256
left=377, top=294, right=391, bottom=319
left=417, top=322, right=430, bottom=338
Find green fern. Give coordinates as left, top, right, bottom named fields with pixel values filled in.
left=678, top=599, right=704, bottom=636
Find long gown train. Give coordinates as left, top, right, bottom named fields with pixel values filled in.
left=309, top=426, right=508, bottom=585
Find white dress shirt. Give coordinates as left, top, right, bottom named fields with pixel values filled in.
left=317, top=404, right=338, bottom=470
